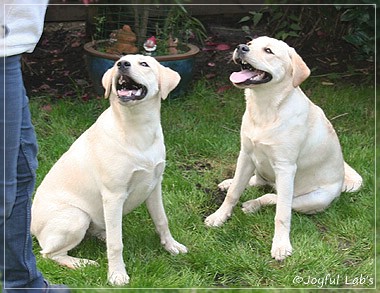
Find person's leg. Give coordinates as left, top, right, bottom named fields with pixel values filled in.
left=1, top=55, right=46, bottom=291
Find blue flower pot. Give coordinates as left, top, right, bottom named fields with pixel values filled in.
left=84, top=40, right=199, bottom=98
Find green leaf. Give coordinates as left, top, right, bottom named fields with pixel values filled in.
left=290, top=23, right=301, bottom=31
left=340, top=9, right=356, bottom=22
left=288, top=14, right=299, bottom=22
left=343, top=34, right=363, bottom=46
left=288, top=31, right=299, bottom=37
left=239, top=16, right=251, bottom=23
left=275, top=31, right=288, bottom=40
left=253, top=12, right=263, bottom=26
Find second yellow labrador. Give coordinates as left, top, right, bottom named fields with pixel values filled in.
left=205, top=36, right=362, bottom=261
left=31, top=55, right=187, bottom=286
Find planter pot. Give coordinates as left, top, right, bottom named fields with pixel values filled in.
left=84, top=40, right=199, bottom=97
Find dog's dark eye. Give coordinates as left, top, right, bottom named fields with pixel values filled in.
left=264, top=48, right=274, bottom=54
left=140, top=62, right=149, bottom=67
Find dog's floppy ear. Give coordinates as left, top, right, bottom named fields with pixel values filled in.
left=102, top=67, right=114, bottom=99
left=158, top=65, right=181, bottom=100
left=289, top=47, right=310, bottom=88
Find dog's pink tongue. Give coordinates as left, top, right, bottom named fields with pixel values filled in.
left=230, top=70, right=254, bottom=83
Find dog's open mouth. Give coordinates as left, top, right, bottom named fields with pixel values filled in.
left=116, top=75, right=147, bottom=102
left=230, top=61, right=272, bottom=85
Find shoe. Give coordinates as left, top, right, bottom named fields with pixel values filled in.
left=44, top=280, right=71, bottom=293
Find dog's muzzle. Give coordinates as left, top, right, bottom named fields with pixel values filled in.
left=230, top=44, right=272, bottom=86
left=116, top=61, right=148, bottom=102
left=237, top=44, right=250, bottom=55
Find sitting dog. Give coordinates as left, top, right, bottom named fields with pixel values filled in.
left=31, top=55, right=187, bottom=286
left=205, top=36, right=362, bottom=261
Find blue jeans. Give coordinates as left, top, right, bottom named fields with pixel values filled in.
left=0, top=55, right=46, bottom=291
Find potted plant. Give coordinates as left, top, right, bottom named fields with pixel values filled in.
left=84, top=4, right=205, bottom=97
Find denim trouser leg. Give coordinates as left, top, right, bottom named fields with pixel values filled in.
left=1, top=55, right=45, bottom=291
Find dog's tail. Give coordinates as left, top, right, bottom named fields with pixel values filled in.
left=342, top=162, right=363, bottom=192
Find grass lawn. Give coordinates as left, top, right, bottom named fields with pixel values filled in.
left=29, top=77, right=375, bottom=291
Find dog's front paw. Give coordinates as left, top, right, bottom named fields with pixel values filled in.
left=162, top=238, right=188, bottom=255
left=218, top=179, right=233, bottom=191
left=205, top=210, right=230, bottom=227
left=108, top=269, right=130, bottom=286
left=271, top=238, right=292, bottom=261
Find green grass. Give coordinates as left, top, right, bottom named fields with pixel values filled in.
left=29, top=77, right=375, bottom=291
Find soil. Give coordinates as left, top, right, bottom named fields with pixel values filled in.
left=22, top=20, right=373, bottom=100
left=22, top=22, right=92, bottom=100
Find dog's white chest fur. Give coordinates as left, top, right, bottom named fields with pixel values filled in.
left=249, top=134, right=278, bottom=184
left=122, top=161, right=165, bottom=214
left=241, top=111, right=280, bottom=183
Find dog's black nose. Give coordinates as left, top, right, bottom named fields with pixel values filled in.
left=237, top=44, right=250, bottom=54
left=117, top=60, right=131, bottom=70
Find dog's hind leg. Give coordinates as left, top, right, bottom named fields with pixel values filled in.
left=48, top=253, right=99, bottom=269
left=242, top=193, right=277, bottom=214
left=291, top=183, right=342, bottom=214
left=342, top=162, right=362, bottom=192
left=242, top=182, right=342, bottom=215
left=88, top=223, right=107, bottom=242
left=37, top=207, right=98, bottom=268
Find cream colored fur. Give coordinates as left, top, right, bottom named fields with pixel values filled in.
left=205, top=36, right=362, bottom=261
left=31, top=55, right=187, bottom=286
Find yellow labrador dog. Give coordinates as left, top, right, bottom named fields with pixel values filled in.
left=31, top=55, right=187, bottom=286
left=205, top=36, right=362, bottom=261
